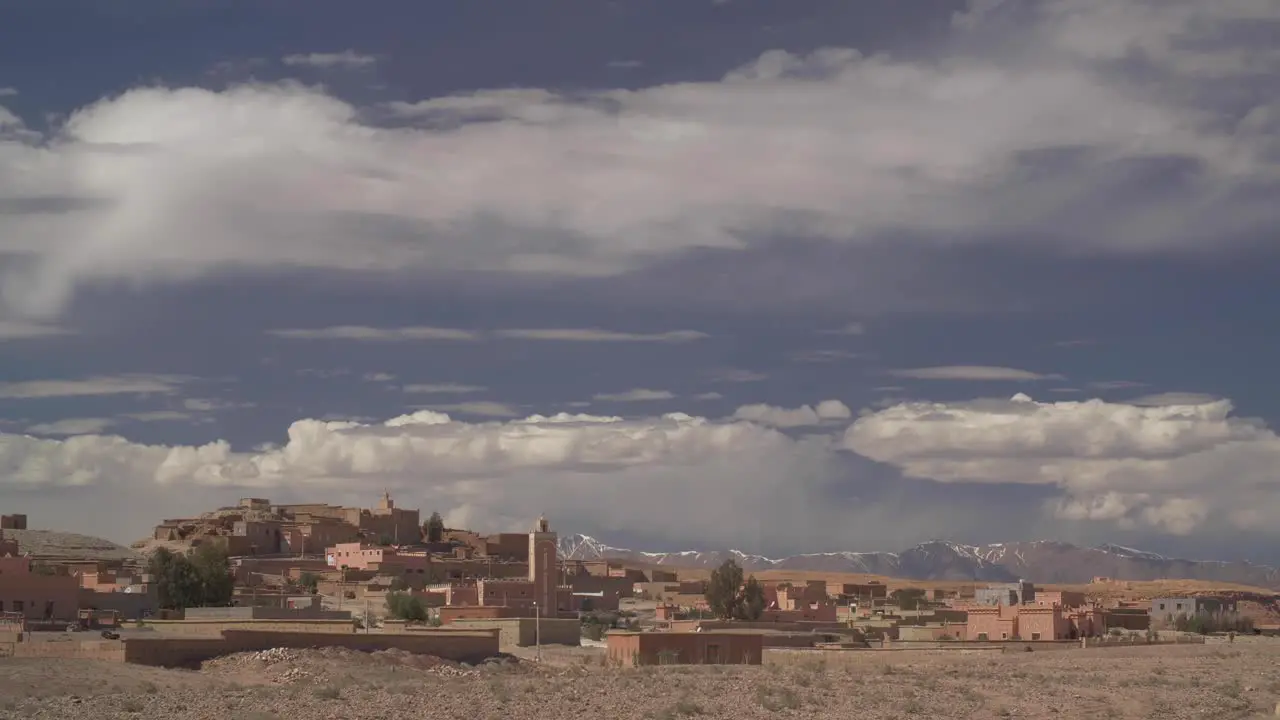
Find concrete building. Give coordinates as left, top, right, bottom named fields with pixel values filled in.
left=1032, top=591, right=1086, bottom=609
left=974, top=581, right=1035, bottom=607
left=1150, top=596, right=1237, bottom=624
left=326, top=543, right=430, bottom=574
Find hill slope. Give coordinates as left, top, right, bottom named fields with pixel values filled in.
left=557, top=535, right=1280, bottom=588
left=4, top=528, right=142, bottom=562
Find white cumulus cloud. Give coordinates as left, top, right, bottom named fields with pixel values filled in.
left=3, top=391, right=1280, bottom=547
left=0, top=0, right=1275, bottom=317
left=732, top=400, right=852, bottom=428
left=843, top=393, right=1280, bottom=535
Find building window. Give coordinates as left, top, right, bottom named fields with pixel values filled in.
left=977, top=632, right=989, bottom=641
left=1000, top=632, right=1007, bottom=640
left=1031, top=632, right=1041, bottom=640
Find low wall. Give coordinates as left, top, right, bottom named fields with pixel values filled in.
left=698, top=629, right=835, bottom=649
left=4, top=638, right=127, bottom=662
left=184, top=607, right=352, bottom=621
left=447, top=618, right=580, bottom=647
left=142, top=619, right=356, bottom=636
left=123, top=628, right=501, bottom=667
left=670, top=620, right=851, bottom=634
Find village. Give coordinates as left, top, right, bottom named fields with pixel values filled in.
left=0, top=493, right=1271, bottom=672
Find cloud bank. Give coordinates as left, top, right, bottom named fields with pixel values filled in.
left=4, top=391, right=1280, bottom=550
left=844, top=393, right=1280, bottom=536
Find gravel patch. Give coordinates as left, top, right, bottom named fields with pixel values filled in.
left=2, top=640, right=1279, bottom=719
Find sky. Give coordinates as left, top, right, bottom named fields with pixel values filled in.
left=1, top=0, right=1279, bottom=561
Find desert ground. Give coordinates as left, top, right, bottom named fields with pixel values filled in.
left=3, top=638, right=1279, bottom=719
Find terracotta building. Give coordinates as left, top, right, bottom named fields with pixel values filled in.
left=966, top=602, right=1103, bottom=640
left=607, top=631, right=763, bottom=666
left=0, top=514, right=26, bottom=530
left=326, top=543, right=431, bottom=573
left=0, top=531, right=80, bottom=621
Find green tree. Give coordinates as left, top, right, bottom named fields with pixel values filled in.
left=704, top=559, right=768, bottom=621
left=737, top=576, right=766, bottom=621
left=705, top=559, right=745, bottom=620
left=890, top=588, right=927, bottom=611
left=299, top=572, right=320, bottom=594
left=190, top=543, right=234, bottom=606
left=149, top=548, right=201, bottom=610
left=424, top=512, right=445, bottom=543
left=149, top=544, right=234, bottom=610
left=386, top=592, right=428, bottom=622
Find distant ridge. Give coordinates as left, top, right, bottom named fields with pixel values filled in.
left=557, top=535, right=1280, bottom=589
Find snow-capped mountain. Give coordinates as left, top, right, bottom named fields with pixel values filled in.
left=556, top=535, right=1280, bottom=588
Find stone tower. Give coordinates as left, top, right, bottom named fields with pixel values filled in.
left=529, top=514, right=558, bottom=613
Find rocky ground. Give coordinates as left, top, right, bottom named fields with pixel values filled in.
left=2, top=639, right=1280, bottom=719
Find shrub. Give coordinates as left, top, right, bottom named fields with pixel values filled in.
left=385, top=592, right=428, bottom=622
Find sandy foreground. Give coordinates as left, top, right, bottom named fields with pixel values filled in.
left=2, top=639, right=1279, bottom=719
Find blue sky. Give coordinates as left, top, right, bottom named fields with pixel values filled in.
left=1, top=0, right=1279, bottom=561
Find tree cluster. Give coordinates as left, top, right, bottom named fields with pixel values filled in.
left=704, top=559, right=767, bottom=621
left=148, top=544, right=235, bottom=611
left=1172, top=611, right=1254, bottom=635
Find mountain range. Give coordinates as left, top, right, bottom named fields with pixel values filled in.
left=556, top=535, right=1280, bottom=589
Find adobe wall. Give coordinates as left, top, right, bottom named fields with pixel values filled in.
left=672, top=620, right=849, bottom=634
left=122, top=628, right=501, bottom=667
left=897, top=625, right=965, bottom=642
left=447, top=618, right=581, bottom=647
left=439, top=605, right=532, bottom=623
left=143, top=619, right=356, bottom=636
left=607, top=632, right=763, bottom=666
left=224, top=629, right=500, bottom=663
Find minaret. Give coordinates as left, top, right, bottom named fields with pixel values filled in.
left=529, top=514, right=558, bottom=612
